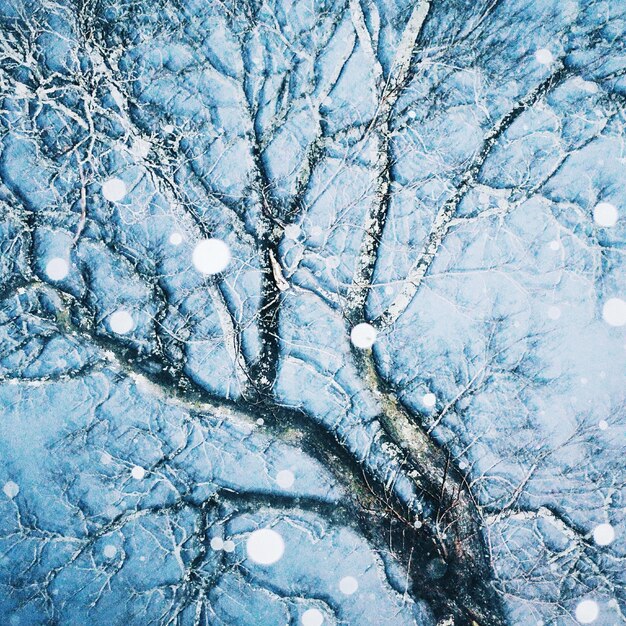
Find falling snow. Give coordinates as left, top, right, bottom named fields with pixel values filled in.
left=276, top=469, right=295, bottom=489
left=192, top=239, right=231, bottom=275
left=109, top=309, right=135, bottom=334
left=593, top=202, right=619, bottom=228
left=339, top=576, right=359, bottom=595
left=130, top=465, right=146, bottom=480
left=350, top=323, right=377, bottom=349
left=101, top=178, right=128, bottom=202
left=45, top=258, right=69, bottom=281
left=246, top=528, right=285, bottom=566
left=2, top=481, right=19, bottom=499
left=575, top=599, right=599, bottom=624
left=0, top=1, right=624, bottom=625
left=301, top=608, right=324, bottom=626
left=592, top=523, right=615, bottom=546
left=602, top=298, right=626, bottom=327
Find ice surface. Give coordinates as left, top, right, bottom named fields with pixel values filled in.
left=0, top=0, right=624, bottom=625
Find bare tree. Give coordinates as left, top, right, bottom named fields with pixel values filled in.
left=0, top=1, right=624, bottom=625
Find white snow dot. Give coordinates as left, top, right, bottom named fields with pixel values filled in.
left=163, top=124, right=175, bottom=134
left=598, top=420, right=609, bottom=431
left=45, top=258, right=69, bottom=281
left=593, top=202, right=618, bottom=227
left=593, top=523, right=615, bottom=546
left=580, top=377, right=588, bottom=385
left=422, top=392, right=437, bottom=408
left=131, top=465, right=146, bottom=480
left=192, top=238, right=231, bottom=275
left=223, top=540, right=235, bottom=553
left=350, top=323, right=377, bottom=349
left=210, top=537, right=224, bottom=551
left=169, top=232, right=183, bottom=245
left=256, top=418, right=265, bottom=426
left=131, top=138, right=150, bottom=159
left=575, top=599, right=599, bottom=624
left=339, top=576, right=359, bottom=595
left=103, top=544, right=117, bottom=558
left=276, top=470, right=295, bottom=489
left=549, top=240, right=561, bottom=251
left=407, top=110, right=416, bottom=119
left=3, top=481, right=19, bottom=499
left=109, top=309, right=134, bottom=334
left=547, top=305, right=561, bottom=320
left=301, top=608, right=324, bottom=626
left=535, top=48, right=554, bottom=65
left=602, top=298, right=626, bottom=326
left=414, top=520, right=423, bottom=529
left=101, top=178, right=127, bottom=202
left=246, top=528, right=284, bottom=565
left=284, top=224, right=301, bottom=240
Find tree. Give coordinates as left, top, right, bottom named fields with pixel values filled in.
left=0, top=0, right=624, bottom=624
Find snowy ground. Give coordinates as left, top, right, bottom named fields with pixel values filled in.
left=0, top=0, right=625, bottom=624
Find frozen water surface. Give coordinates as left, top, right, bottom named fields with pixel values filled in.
left=0, top=0, right=625, bottom=625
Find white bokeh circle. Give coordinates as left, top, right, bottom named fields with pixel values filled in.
left=169, top=232, right=183, bottom=245
left=422, top=393, right=437, bottom=408
left=45, top=257, right=69, bottom=281
left=103, top=544, right=117, bottom=558
left=3, top=481, right=19, bottom=499
left=192, top=238, right=231, bottom=275
left=339, top=575, right=358, bottom=595
left=535, top=48, right=554, bottom=65
left=593, top=523, right=615, bottom=546
left=602, top=298, right=626, bottom=326
left=276, top=470, right=295, bottom=489
left=131, top=465, right=146, bottom=480
left=101, top=178, right=127, bottom=202
left=301, top=608, right=324, bottom=626
left=575, top=599, right=599, bottom=624
left=109, top=309, right=135, bottom=334
left=593, top=202, right=618, bottom=227
left=246, top=528, right=285, bottom=565
left=350, top=323, right=377, bottom=349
